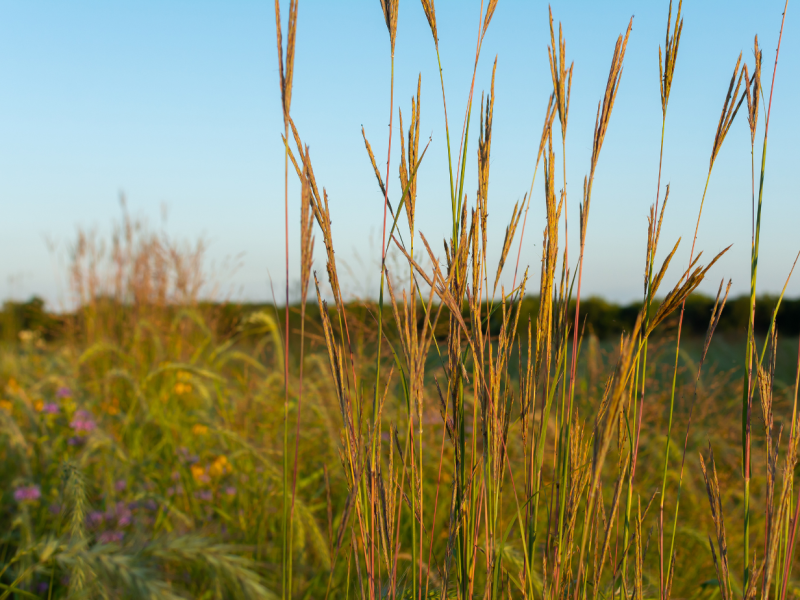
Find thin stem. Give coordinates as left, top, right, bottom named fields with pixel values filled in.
left=624, top=112, right=667, bottom=590
left=660, top=167, right=712, bottom=600
left=744, top=3, right=788, bottom=588
left=282, top=115, right=291, bottom=600
left=373, top=50, right=396, bottom=600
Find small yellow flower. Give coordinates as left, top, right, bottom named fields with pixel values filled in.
left=34, top=400, right=44, bottom=412
left=6, top=378, right=20, bottom=394
left=209, top=455, right=232, bottom=478
left=190, top=463, right=206, bottom=483
left=174, top=382, right=192, bottom=396
left=0, top=400, right=12, bottom=413
left=191, top=423, right=208, bottom=436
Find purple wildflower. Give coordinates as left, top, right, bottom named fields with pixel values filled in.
left=42, top=402, right=59, bottom=414
left=56, top=386, right=72, bottom=398
left=67, top=436, right=85, bottom=446
left=13, top=485, right=41, bottom=503
left=88, top=511, right=105, bottom=527
left=70, top=409, right=96, bottom=433
left=195, top=490, right=213, bottom=502
left=37, top=582, right=49, bottom=594
left=115, top=480, right=126, bottom=492
left=97, top=530, right=124, bottom=544
left=116, top=502, right=133, bottom=527
left=225, top=486, right=237, bottom=497
left=178, top=447, right=199, bottom=464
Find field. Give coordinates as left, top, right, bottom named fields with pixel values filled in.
left=2, top=0, right=799, bottom=598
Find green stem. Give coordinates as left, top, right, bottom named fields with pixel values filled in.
left=624, top=112, right=666, bottom=589
left=661, top=167, right=712, bottom=598
left=373, top=52, right=395, bottom=600
left=282, top=113, right=291, bottom=600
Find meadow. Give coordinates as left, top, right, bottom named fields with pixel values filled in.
left=2, top=0, right=800, bottom=598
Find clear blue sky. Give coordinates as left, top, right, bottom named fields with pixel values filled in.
left=1, top=1, right=798, bottom=308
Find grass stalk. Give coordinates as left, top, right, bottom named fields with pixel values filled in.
left=274, top=2, right=298, bottom=598
left=743, top=6, right=787, bottom=590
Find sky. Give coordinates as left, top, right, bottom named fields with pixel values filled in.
left=1, top=0, right=798, bottom=309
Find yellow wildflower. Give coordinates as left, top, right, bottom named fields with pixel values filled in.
left=0, top=400, right=12, bottom=413
left=6, top=378, right=19, bottom=394
left=190, top=463, right=206, bottom=483
left=34, top=400, right=44, bottom=412
left=209, top=455, right=232, bottom=478
left=174, top=382, right=192, bottom=395
left=191, top=423, right=208, bottom=436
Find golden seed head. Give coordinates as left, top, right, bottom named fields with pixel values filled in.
left=379, top=0, right=400, bottom=54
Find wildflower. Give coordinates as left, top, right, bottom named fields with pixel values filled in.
left=117, top=511, right=132, bottom=527
left=6, top=378, right=20, bottom=393
left=0, top=400, right=12, bottom=413
left=68, top=436, right=85, bottom=446
left=42, top=402, right=59, bottom=414
left=178, top=447, right=199, bottom=464
left=70, top=409, right=96, bottom=433
left=56, top=386, right=72, bottom=399
left=97, top=530, right=124, bottom=544
left=115, top=480, right=126, bottom=492
left=174, top=382, right=192, bottom=395
left=191, top=423, right=208, bottom=436
left=34, top=400, right=44, bottom=412
left=225, top=486, right=237, bottom=497
left=37, top=582, right=49, bottom=594
left=209, top=455, right=232, bottom=478
left=194, top=490, right=213, bottom=502
left=191, top=463, right=210, bottom=484
left=88, top=511, right=105, bottom=527
left=14, top=485, right=41, bottom=503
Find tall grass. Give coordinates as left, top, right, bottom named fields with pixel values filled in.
left=276, top=0, right=800, bottom=598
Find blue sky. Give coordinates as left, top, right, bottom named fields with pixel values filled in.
left=1, top=1, right=797, bottom=308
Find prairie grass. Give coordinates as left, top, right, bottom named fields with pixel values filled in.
left=0, top=0, right=799, bottom=598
